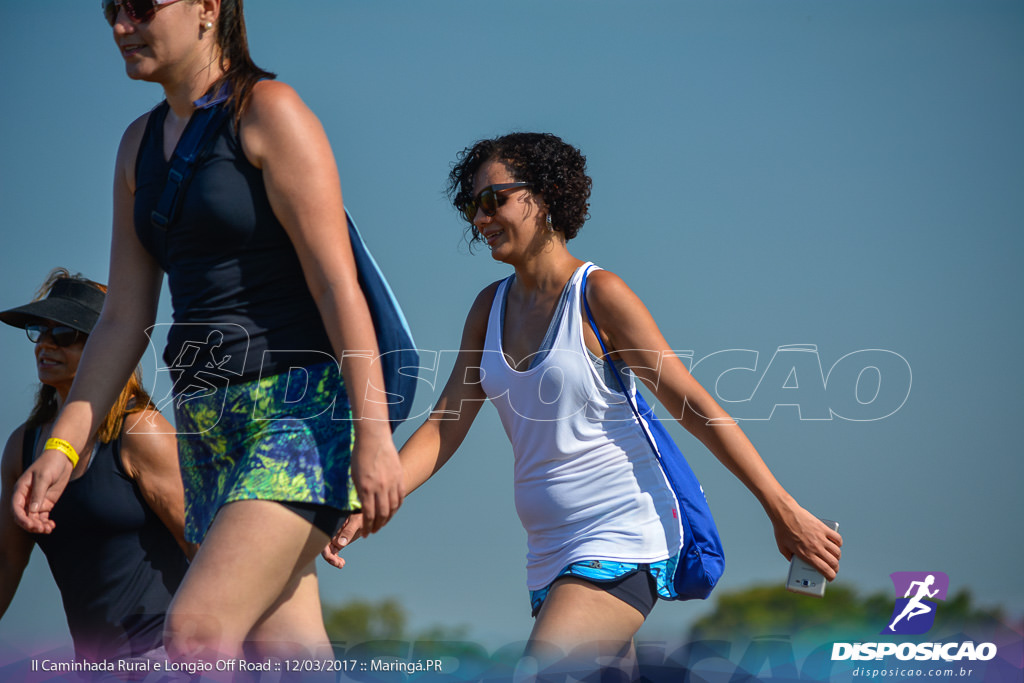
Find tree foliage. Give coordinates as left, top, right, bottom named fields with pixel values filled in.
left=322, top=597, right=469, bottom=645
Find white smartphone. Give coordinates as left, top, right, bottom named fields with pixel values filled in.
left=786, top=519, right=839, bottom=597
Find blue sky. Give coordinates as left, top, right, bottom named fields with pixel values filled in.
left=1, top=0, right=1022, bottom=656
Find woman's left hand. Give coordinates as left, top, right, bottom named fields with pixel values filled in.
left=322, top=513, right=364, bottom=569
left=349, top=429, right=404, bottom=537
left=771, top=501, right=843, bottom=581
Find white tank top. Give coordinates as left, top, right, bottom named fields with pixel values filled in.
left=480, top=263, right=683, bottom=590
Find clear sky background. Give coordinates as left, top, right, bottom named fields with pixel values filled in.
left=1, top=0, right=1022, bottom=656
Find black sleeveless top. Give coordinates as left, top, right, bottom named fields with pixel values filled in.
left=132, top=98, right=334, bottom=391
left=23, top=427, right=189, bottom=661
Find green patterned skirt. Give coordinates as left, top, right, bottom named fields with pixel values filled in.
left=173, top=362, right=360, bottom=543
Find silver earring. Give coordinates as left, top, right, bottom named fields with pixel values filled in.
left=546, top=214, right=554, bottom=230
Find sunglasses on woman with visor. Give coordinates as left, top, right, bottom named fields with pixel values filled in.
left=25, top=323, right=84, bottom=348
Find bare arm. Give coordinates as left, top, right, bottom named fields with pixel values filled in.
left=240, top=81, right=402, bottom=534
left=121, top=410, right=197, bottom=559
left=12, top=115, right=164, bottom=533
left=396, top=284, right=494, bottom=493
left=321, top=285, right=494, bottom=567
left=0, top=426, right=38, bottom=617
left=584, top=269, right=843, bottom=579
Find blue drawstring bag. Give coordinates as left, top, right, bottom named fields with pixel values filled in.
left=582, top=266, right=724, bottom=600
left=345, top=210, right=419, bottom=429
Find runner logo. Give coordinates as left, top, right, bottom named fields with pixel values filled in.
left=832, top=571, right=997, bottom=664
left=883, top=571, right=949, bottom=635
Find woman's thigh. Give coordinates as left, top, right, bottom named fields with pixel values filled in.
left=246, top=558, right=333, bottom=660
left=165, top=499, right=331, bottom=659
left=527, top=576, right=646, bottom=664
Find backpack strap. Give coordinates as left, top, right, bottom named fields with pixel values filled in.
left=581, top=267, right=631, bottom=393
left=150, top=101, right=231, bottom=230
left=581, top=266, right=665, bottom=462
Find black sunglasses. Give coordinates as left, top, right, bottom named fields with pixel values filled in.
left=460, top=183, right=531, bottom=223
left=25, top=323, right=84, bottom=348
left=102, top=0, right=186, bottom=27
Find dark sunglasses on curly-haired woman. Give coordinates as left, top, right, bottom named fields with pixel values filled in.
left=25, top=323, right=84, bottom=348
left=460, top=183, right=531, bottom=223
left=102, top=0, right=187, bottom=26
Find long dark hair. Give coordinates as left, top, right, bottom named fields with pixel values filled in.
left=25, top=269, right=156, bottom=444
left=213, top=0, right=276, bottom=118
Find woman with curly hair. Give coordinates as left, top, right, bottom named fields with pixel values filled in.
left=0, top=269, right=190, bottom=667
left=13, top=0, right=403, bottom=663
left=326, top=132, right=843, bottom=677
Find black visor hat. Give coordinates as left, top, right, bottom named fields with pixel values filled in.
left=0, top=278, right=105, bottom=334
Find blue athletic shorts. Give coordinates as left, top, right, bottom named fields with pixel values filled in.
left=529, top=554, right=680, bottom=618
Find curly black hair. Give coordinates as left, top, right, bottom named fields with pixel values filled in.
left=448, top=132, right=592, bottom=244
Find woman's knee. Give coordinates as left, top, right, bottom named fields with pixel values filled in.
left=163, top=607, right=239, bottom=661
left=245, top=567, right=330, bottom=658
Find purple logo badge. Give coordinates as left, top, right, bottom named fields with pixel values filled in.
left=883, top=571, right=949, bottom=635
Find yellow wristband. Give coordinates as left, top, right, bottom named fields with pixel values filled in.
left=44, top=438, right=79, bottom=468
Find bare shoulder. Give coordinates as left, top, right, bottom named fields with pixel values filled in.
left=122, top=109, right=153, bottom=144
left=581, top=266, right=668, bottom=357
left=116, top=109, right=157, bottom=188
left=243, top=80, right=313, bottom=129
left=240, top=80, right=322, bottom=165
left=250, top=78, right=304, bottom=107
left=120, top=410, right=177, bottom=478
left=584, top=267, right=641, bottom=312
left=466, top=280, right=504, bottom=329
left=447, top=280, right=504, bottom=351
left=123, top=409, right=174, bottom=437
left=472, top=280, right=504, bottom=312
left=1, top=423, right=29, bottom=481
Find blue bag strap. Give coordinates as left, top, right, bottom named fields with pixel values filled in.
left=580, top=265, right=665, bottom=462
left=150, top=103, right=231, bottom=230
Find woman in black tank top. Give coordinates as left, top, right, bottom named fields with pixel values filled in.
left=12, top=0, right=405, bottom=666
left=0, top=269, right=190, bottom=663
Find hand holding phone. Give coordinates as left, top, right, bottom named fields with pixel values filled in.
left=786, top=519, right=839, bottom=597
